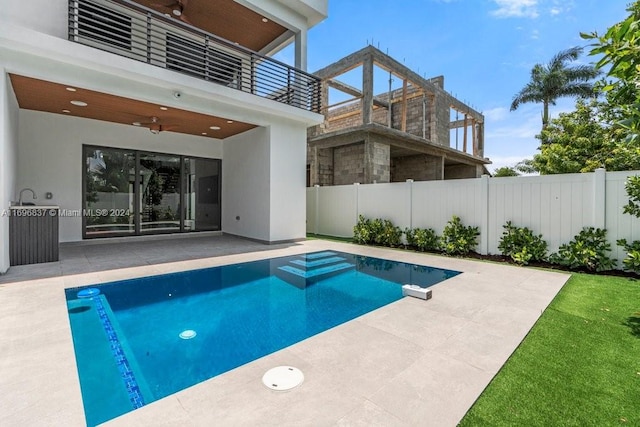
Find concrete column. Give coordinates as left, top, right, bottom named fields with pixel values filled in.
left=294, top=29, right=307, bottom=71
left=362, top=55, right=374, bottom=124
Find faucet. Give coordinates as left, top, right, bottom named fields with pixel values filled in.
left=18, top=188, right=37, bottom=206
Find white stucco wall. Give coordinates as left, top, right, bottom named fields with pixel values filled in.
left=222, top=127, right=271, bottom=242
left=0, top=72, right=19, bottom=273
left=222, top=121, right=308, bottom=243
left=4, top=0, right=67, bottom=39
left=17, top=110, right=224, bottom=243
left=268, top=122, right=307, bottom=242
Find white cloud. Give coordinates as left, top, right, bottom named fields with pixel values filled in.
left=531, top=29, right=539, bottom=39
left=550, top=7, right=561, bottom=15
left=491, top=0, right=539, bottom=19
left=483, top=107, right=509, bottom=121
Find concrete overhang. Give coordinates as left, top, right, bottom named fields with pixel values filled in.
left=309, top=123, right=492, bottom=166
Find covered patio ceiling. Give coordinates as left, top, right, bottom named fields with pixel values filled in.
left=9, top=74, right=256, bottom=139
left=133, top=0, right=290, bottom=52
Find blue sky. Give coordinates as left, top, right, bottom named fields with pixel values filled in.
left=278, top=0, right=629, bottom=172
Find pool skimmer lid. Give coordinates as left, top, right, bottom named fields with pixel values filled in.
left=179, top=329, right=197, bottom=340
left=262, top=366, right=304, bottom=391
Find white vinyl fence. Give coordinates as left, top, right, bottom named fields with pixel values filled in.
left=306, top=169, right=640, bottom=266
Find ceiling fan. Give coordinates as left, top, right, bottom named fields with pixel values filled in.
left=138, top=116, right=178, bottom=134
left=152, top=0, right=193, bottom=25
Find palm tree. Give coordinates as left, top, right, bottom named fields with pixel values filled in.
left=510, top=47, right=600, bottom=129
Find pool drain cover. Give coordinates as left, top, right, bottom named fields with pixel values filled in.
left=179, top=330, right=197, bottom=339
left=262, top=366, right=304, bottom=391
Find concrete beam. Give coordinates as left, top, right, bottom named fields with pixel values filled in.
left=327, top=79, right=389, bottom=108
left=309, top=123, right=491, bottom=166
left=313, top=46, right=371, bottom=80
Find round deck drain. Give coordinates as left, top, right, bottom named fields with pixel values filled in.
left=262, top=366, right=304, bottom=391
left=179, top=329, right=197, bottom=340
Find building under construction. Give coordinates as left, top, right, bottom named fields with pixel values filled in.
left=307, top=46, right=490, bottom=186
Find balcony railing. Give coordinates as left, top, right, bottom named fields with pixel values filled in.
left=68, top=0, right=321, bottom=113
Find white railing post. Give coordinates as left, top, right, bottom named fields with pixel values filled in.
left=594, top=168, right=606, bottom=229
left=480, top=174, right=490, bottom=255
left=354, top=182, right=360, bottom=227
left=313, top=185, right=320, bottom=235
left=406, top=179, right=414, bottom=230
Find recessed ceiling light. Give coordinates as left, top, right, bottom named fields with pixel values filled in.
left=164, top=13, right=171, bottom=17
left=201, top=132, right=207, bottom=135
left=132, top=122, right=141, bottom=126
left=160, top=106, right=168, bottom=111
left=262, top=17, right=269, bottom=23
left=66, top=87, right=77, bottom=92
left=209, top=126, right=221, bottom=130
left=62, top=109, right=70, bottom=113
left=70, top=100, right=87, bottom=107
left=226, top=120, right=234, bottom=124
left=173, top=8, right=182, bottom=16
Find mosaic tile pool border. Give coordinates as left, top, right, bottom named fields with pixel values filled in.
left=92, top=295, right=146, bottom=409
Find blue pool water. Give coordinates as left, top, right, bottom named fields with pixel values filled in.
left=65, top=251, right=460, bottom=426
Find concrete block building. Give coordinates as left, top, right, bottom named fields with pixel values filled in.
left=307, top=46, right=489, bottom=186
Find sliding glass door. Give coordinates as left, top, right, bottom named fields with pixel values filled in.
left=184, top=157, right=221, bottom=232
left=84, top=147, right=136, bottom=237
left=139, top=152, right=181, bottom=234
left=83, top=146, right=220, bottom=238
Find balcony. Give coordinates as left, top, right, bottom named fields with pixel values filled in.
left=68, top=0, right=321, bottom=113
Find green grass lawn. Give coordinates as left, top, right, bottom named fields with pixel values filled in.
left=459, top=273, right=640, bottom=426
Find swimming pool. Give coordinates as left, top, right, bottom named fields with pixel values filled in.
left=65, top=251, right=460, bottom=426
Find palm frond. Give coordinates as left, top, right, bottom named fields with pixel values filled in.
left=564, top=65, right=601, bottom=82
left=555, top=82, right=598, bottom=99
left=548, top=47, right=583, bottom=72
left=511, top=84, right=544, bottom=111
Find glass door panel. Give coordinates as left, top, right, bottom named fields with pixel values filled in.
left=139, top=153, right=181, bottom=234
left=184, top=158, right=221, bottom=231
left=84, top=147, right=135, bottom=237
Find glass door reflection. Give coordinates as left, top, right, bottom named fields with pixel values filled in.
left=184, top=158, right=221, bottom=231
left=84, top=147, right=135, bottom=237
left=139, top=153, right=181, bottom=233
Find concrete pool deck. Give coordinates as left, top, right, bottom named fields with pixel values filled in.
left=0, top=236, right=569, bottom=426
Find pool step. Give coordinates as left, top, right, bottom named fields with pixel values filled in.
left=276, top=252, right=355, bottom=289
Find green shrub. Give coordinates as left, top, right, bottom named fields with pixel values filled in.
left=498, top=221, right=548, bottom=265
left=353, top=215, right=373, bottom=244
left=378, top=219, right=403, bottom=247
left=550, top=227, right=616, bottom=272
left=616, top=239, right=640, bottom=273
left=353, top=216, right=402, bottom=247
left=439, top=216, right=480, bottom=256
left=369, top=218, right=385, bottom=245
left=405, top=227, right=439, bottom=252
